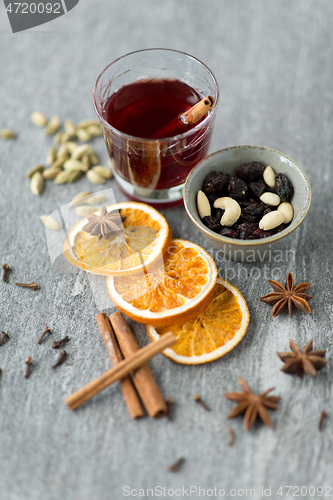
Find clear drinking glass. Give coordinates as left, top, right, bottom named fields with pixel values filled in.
left=93, top=48, right=219, bottom=207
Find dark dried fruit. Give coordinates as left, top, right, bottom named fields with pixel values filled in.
left=275, top=173, right=293, bottom=202
left=239, top=203, right=263, bottom=223
left=235, top=223, right=257, bottom=240
left=202, top=216, right=221, bottom=233
left=220, top=228, right=236, bottom=238
left=236, top=162, right=265, bottom=182
left=249, top=180, right=269, bottom=199
left=262, top=206, right=272, bottom=217
left=203, top=171, right=230, bottom=196
left=228, top=177, right=248, bottom=200
left=214, top=208, right=224, bottom=221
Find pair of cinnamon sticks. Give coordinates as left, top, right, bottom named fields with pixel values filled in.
left=65, top=312, right=176, bottom=418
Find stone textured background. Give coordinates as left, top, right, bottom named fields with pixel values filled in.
left=1, top=1, right=333, bottom=499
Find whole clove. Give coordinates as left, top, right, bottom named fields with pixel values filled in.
left=227, top=427, right=235, bottom=446
left=38, top=325, right=52, bottom=344
left=319, top=410, right=328, bottom=431
left=168, top=457, right=185, bottom=473
left=25, top=357, right=33, bottom=378
left=2, top=264, right=10, bottom=282
left=165, top=397, right=174, bottom=421
left=0, top=331, right=9, bottom=346
left=52, top=336, right=70, bottom=349
left=16, top=281, right=39, bottom=291
left=193, top=394, right=211, bottom=411
left=52, top=350, right=67, bottom=368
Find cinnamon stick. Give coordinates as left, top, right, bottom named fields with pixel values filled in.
left=150, top=94, right=215, bottom=138
left=180, top=95, right=215, bottom=125
left=110, top=312, right=168, bottom=418
left=65, top=331, right=176, bottom=410
left=96, top=313, right=144, bottom=419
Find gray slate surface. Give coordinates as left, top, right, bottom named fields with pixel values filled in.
left=1, top=1, right=333, bottom=499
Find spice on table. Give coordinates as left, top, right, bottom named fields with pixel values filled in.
left=83, top=206, right=126, bottom=240
left=259, top=272, right=313, bottom=317
left=52, top=350, right=67, bottom=368
left=0, top=331, right=9, bottom=346
left=227, top=427, right=235, bottom=446
left=224, top=377, right=280, bottom=431
left=16, top=281, right=39, bottom=291
left=194, top=394, right=211, bottom=411
left=165, top=397, right=174, bottom=421
left=38, top=325, right=52, bottom=345
left=25, top=357, right=33, bottom=379
left=52, top=336, right=70, bottom=349
left=168, top=457, right=185, bottom=473
left=2, top=264, right=10, bottom=282
left=65, top=331, right=176, bottom=411
left=96, top=313, right=144, bottom=420
left=109, top=312, right=169, bottom=419
left=277, top=339, right=327, bottom=377
left=318, top=410, right=328, bottom=431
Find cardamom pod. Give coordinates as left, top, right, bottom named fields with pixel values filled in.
left=25, top=164, right=45, bottom=178
left=30, top=172, right=44, bottom=195
left=51, top=157, right=66, bottom=170
left=85, top=194, right=107, bottom=205
left=75, top=205, right=98, bottom=216
left=0, top=129, right=16, bottom=139
left=89, top=152, right=99, bottom=165
left=69, top=191, right=92, bottom=207
left=54, top=170, right=72, bottom=184
left=77, top=119, right=100, bottom=129
left=45, top=116, right=61, bottom=135
left=40, top=215, right=61, bottom=231
left=92, top=166, right=112, bottom=179
left=81, top=154, right=91, bottom=169
left=63, top=159, right=87, bottom=172
left=31, top=111, right=48, bottom=127
left=43, top=167, right=62, bottom=180
left=63, top=141, right=78, bottom=155
left=72, top=144, right=93, bottom=160
left=76, top=128, right=91, bottom=142
left=86, top=170, right=106, bottom=184
left=64, top=119, right=76, bottom=136
left=57, top=144, right=70, bottom=160
left=86, top=124, right=102, bottom=137
left=46, top=146, right=57, bottom=166
left=67, top=170, right=82, bottom=183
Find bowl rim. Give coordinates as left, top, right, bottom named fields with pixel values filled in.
left=183, top=144, right=312, bottom=247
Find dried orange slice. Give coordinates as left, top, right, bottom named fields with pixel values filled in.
left=106, top=239, right=217, bottom=325
left=146, top=278, right=250, bottom=364
left=63, top=202, right=171, bottom=276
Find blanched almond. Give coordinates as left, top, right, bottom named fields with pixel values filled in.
left=197, top=190, right=211, bottom=219
left=259, top=211, right=285, bottom=230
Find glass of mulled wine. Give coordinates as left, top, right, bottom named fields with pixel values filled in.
left=93, top=48, right=219, bottom=207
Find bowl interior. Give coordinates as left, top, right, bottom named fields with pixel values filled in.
left=184, top=145, right=311, bottom=244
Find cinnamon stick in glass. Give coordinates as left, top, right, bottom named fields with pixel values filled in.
left=96, top=313, right=144, bottom=419
left=151, top=95, right=215, bottom=138
left=65, top=331, right=176, bottom=410
left=110, top=312, right=169, bottom=419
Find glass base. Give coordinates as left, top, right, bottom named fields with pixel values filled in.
left=114, top=170, right=184, bottom=208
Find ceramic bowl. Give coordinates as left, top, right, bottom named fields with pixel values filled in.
left=183, top=145, right=311, bottom=262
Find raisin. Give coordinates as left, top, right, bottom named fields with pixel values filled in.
left=220, top=228, right=236, bottom=238
left=275, top=173, right=293, bottom=202
left=236, top=161, right=265, bottom=182
left=214, top=208, right=224, bottom=221
left=203, top=171, right=230, bottom=196
left=249, top=179, right=269, bottom=199
left=252, top=228, right=273, bottom=239
left=202, top=216, right=221, bottom=233
left=228, top=177, right=248, bottom=200
left=235, top=223, right=258, bottom=240
left=262, top=206, right=272, bottom=217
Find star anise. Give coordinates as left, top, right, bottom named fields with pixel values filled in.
left=82, top=207, right=126, bottom=240
left=259, top=272, right=313, bottom=317
left=277, top=339, right=327, bottom=377
left=224, top=377, right=280, bottom=431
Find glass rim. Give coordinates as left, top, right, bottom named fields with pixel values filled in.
left=92, top=47, right=219, bottom=143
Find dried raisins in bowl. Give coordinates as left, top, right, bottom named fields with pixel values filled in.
left=183, top=145, right=311, bottom=261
